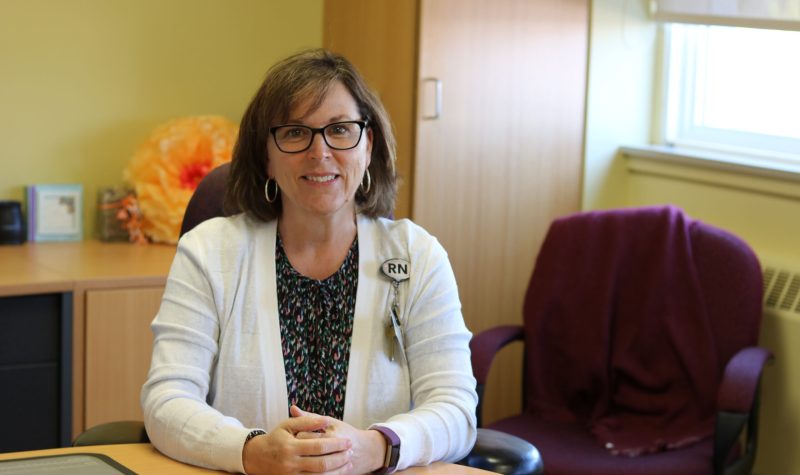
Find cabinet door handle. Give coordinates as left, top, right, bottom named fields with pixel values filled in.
left=421, top=77, right=442, bottom=120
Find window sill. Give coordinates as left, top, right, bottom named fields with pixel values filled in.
left=620, top=144, right=800, bottom=201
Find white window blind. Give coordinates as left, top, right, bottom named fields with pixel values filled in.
left=651, top=0, right=800, bottom=31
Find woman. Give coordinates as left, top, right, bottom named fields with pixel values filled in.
left=141, top=49, right=477, bottom=475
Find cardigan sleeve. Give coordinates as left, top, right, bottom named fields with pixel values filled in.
left=140, top=230, right=251, bottom=474
left=372, top=234, right=478, bottom=469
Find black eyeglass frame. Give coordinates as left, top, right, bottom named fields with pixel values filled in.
left=269, top=120, right=369, bottom=153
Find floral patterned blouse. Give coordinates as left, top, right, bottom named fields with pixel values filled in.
left=276, top=234, right=358, bottom=420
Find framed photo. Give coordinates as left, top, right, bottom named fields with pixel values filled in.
left=26, top=184, right=83, bottom=242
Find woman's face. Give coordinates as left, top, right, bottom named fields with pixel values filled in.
left=267, top=80, right=372, bottom=221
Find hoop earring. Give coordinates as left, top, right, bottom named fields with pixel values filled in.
left=360, top=169, right=371, bottom=194
left=265, top=178, right=279, bottom=204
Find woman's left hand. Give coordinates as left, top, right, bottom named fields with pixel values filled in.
left=291, top=406, right=387, bottom=474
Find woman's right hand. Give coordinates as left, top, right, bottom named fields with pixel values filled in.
left=242, top=413, right=354, bottom=475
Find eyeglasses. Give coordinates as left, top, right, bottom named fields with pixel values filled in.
left=269, top=120, right=368, bottom=153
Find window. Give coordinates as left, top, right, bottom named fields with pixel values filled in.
left=662, top=24, right=800, bottom=166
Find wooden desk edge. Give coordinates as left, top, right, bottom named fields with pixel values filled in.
left=0, top=443, right=492, bottom=474
left=0, top=281, right=73, bottom=298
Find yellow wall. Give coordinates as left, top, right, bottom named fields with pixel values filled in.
left=582, top=0, right=656, bottom=210
left=585, top=1, right=800, bottom=473
left=0, top=0, right=323, bottom=238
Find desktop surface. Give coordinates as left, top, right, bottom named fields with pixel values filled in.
left=0, top=443, right=492, bottom=475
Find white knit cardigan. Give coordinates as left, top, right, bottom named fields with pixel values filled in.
left=141, top=214, right=478, bottom=473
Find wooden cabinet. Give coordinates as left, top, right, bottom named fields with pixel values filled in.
left=85, top=287, right=164, bottom=429
left=0, top=241, right=174, bottom=441
left=323, top=0, right=419, bottom=219
left=325, top=0, right=588, bottom=424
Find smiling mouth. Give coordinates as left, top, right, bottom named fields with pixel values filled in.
left=304, top=175, right=338, bottom=183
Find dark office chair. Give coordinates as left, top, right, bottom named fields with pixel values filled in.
left=73, top=421, right=149, bottom=447
left=178, top=161, right=234, bottom=237
left=76, top=163, right=542, bottom=473
left=471, top=205, right=773, bottom=475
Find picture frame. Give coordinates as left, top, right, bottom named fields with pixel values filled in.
left=26, top=184, right=83, bottom=242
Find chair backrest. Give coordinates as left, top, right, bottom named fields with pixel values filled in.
left=179, top=162, right=232, bottom=237
left=521, top=205, right=763, bottom=455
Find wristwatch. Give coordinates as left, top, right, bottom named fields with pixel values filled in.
left=372, top=426, right=400, bottom=474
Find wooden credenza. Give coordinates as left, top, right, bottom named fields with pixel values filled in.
left=0, top=241, right=176, bottom=448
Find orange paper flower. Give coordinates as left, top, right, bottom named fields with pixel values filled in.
left=124, top=115, right=238, bottom=244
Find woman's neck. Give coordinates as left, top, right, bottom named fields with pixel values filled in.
left=277, top=210, right=358, bottom=280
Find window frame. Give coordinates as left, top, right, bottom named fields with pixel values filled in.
left=660, top=23, right=800, bottom=168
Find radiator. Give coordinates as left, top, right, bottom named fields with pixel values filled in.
left=753, top=261, right=800, bottom=475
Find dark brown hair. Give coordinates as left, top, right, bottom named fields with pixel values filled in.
left=225, top=49, right=397, bottom=221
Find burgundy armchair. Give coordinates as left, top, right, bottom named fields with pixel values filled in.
left=471, top=206, right=772, bottom=475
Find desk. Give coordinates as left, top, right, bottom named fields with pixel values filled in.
left=0, top=240, right=175, bottom=298
left=0, top=443, right=490, bottom=474
left=0, top=241, right=176, bottom=445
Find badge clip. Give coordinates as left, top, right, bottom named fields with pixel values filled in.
left=381, top=259, right=409, bottom=362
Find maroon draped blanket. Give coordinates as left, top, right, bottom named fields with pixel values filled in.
left=525, top=206, right=719, bottom=456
